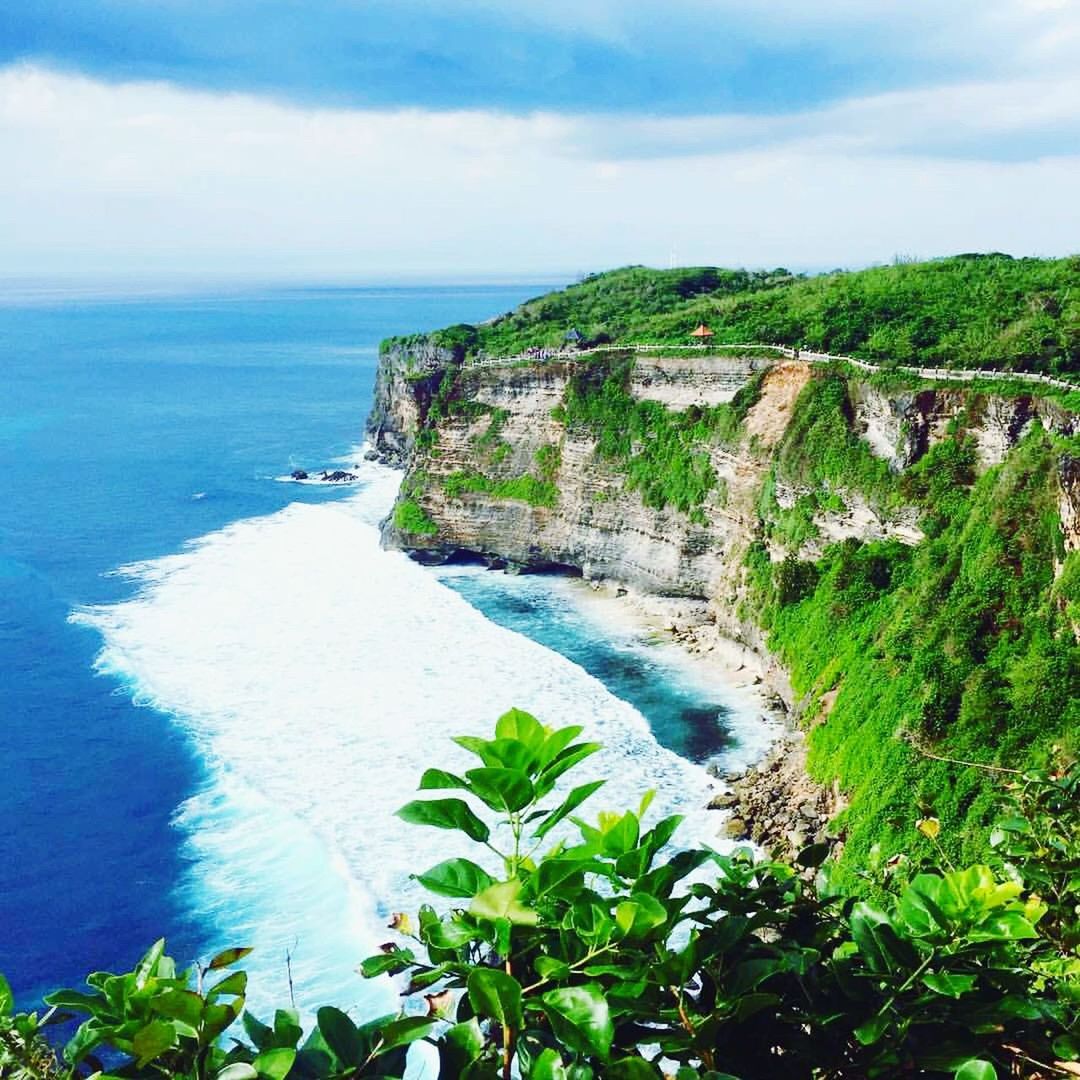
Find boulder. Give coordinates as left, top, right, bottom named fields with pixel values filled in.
left=724, top=817, right=749, bottom=839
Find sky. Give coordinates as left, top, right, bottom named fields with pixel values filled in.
left=2, top=1, right=1079, bottom=278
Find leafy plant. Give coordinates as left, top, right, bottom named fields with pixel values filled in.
left=6, top=717, right=1078, bottom=1079
left=352, top=712, right=1079, bottom=1078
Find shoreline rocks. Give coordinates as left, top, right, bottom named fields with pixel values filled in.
left=709, top=732, right=842, bottom=874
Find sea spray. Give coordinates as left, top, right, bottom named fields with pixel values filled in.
left=72, top=461, right=717, bottom=1016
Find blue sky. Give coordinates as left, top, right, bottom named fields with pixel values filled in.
left=0, top=1, right=984, bottom=115
left=1, top=1, right=1078, bottom=276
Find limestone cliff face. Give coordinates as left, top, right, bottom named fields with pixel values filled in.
left=366, top=340, right=459, bottom=467
left=849, top=382, right=1078, bottom=471
left=1061, top=455, right=1080, bottom=555
left=370, top=345, right=1080, bottom=684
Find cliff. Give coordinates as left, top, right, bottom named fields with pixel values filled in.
left=367, top=337, right=1080, bottom=886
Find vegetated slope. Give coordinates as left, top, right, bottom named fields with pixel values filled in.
left=745, top=388, right=1080, bottom=892
left=392, top=254, right=1080, bottom=376
left=542, top=359, right=1080, bottom=888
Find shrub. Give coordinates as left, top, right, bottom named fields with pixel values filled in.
left=393, top=498, right=439, bottom=537
left=9, top=715, right=1076, bottom=1079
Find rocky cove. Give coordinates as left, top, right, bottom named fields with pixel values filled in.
left=365, top=338, right=1080, bottom=873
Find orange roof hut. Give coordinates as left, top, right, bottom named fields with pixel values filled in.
left=690, top=323, right=714, bottom=341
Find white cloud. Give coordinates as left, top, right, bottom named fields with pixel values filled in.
left=1, top=65, right=1077, bottom=277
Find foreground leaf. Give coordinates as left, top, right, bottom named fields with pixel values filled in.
left=541, top=984, right=613, bottom=1061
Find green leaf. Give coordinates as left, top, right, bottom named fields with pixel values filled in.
left=208, top=947, right=254, bottom=971
left=536, top=726, right=585, bottom=769
left=535, top=744, right=601, bottom=795
left=454, top=735, right=535, bottom=771
left=954, top=1060, right=997, bottom=1080
left=376, top=1016, right=437, bottom=1053
left=854, top=1013, right=890, bottom=1046
left=134, top=939, right=166, bottom=988
left=397, top=798, right=491, bottom=843
left=541, top=985, right=613, bottom=1062
left=152, top=989, right=205, bottom=1028
left=531, top=1048, right=569, bottom=1080
left=132, top=1020, right=178, bottom=1067
left=796, top=842, right=832, bottom=868
left=614, top=893, right=668, bottom=940
left=534, top=781, right=606, bottom=840
left=317, top=1006, right=362, bottom=1065
left=850, top=902, right=918, bottom=973
left=607, top=1057, right=661, bottom=1078
left=1053, top=1033, right=1080, bottom=1061
left=273, top=1009, right=302, bottom=1050
left=203, top=999, right=244, bottom=1040
left=216, top=1065, right=259, bottom=1080
left=969, top=911, right=1039, bottom=941
left=465, top=767, right=536, bottom=812
left=495, top=708, right=547, bottom=754
left=898, top=877, right=951, bottom=936
left=467, top=968, right=523, bottom=1029
left=922, top=972, right=978, bottom=998
left=601, top=812, right=640, bottom=857
left=415, top=858, right=495, bottom=899
left=0, top=974, right=13, bottom=1017
left=42, top=989, right=108, bottom=1015
left=358, top=948, right=416, bottom=978
left=242, top=1012, right=273, bottom=1051
left=470, top=879, right=540, bottom=926
left=441, top=1017, right=484, bottom=1075
left=424, top=915, right=480, bottom=950
left=207, top=970, right=248, bottom=1001
left=526, top=857, right=596, bottom=901
left=252, top=1048, right=295, bottom=1080
left=63, top=1020, right=110, bottom=1066
left=419, top=768, right=470, bottom=790
left=535, top=956, right=572, bottom=980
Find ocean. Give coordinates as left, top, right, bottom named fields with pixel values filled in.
left=0, top=282, right=773, bottom=1019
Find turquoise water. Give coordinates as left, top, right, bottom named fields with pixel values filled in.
left=0, top=282, right=767, bottom=1015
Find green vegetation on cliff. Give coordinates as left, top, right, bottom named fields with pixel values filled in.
left=444, top=469, right=558, bottom=508
left=386, top=254, right=1080, bottom=377
left=748, top=382, right=1080, bottom=891
left=393, top=496, right=439, bottom=536
left=555, top=355, right=762, bottom=521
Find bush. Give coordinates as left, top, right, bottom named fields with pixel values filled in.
left=8, top=715, right=1078, bottom=1079
left=393, top=498, right=439, bottom=537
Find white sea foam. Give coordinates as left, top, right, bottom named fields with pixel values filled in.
left=72, top=459, right=718, bottom=1016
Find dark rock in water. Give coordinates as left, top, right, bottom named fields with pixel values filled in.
left=291, top=469, right=309, bottom=480
left=364, top=449, right=380, bottom=461
left=320, top=470, right=358, bottom=482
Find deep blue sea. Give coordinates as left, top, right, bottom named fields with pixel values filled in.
left=0, top=282, right=771, bottom=1018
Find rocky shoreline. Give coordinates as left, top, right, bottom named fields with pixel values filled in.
left=709, top=731, right=843, bottom=874
left=567, top=581, right=838, bottom=869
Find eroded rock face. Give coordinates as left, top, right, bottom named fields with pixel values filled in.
left=1060, top=456, right=1080, bottom=554
left=629, top=355, right=771, bottom=409
left=366, top=341, right=458, bottom=467
left=852, top=384, right=1079, bottom=472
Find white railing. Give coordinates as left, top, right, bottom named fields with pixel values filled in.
left=462, top=343, right=1078, bottom=393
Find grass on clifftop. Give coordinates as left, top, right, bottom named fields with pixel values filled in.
left=386, top=254, right=1080, bottom=377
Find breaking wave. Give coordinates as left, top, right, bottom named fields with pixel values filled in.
left=72, top=460, right=719, bottom=1015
